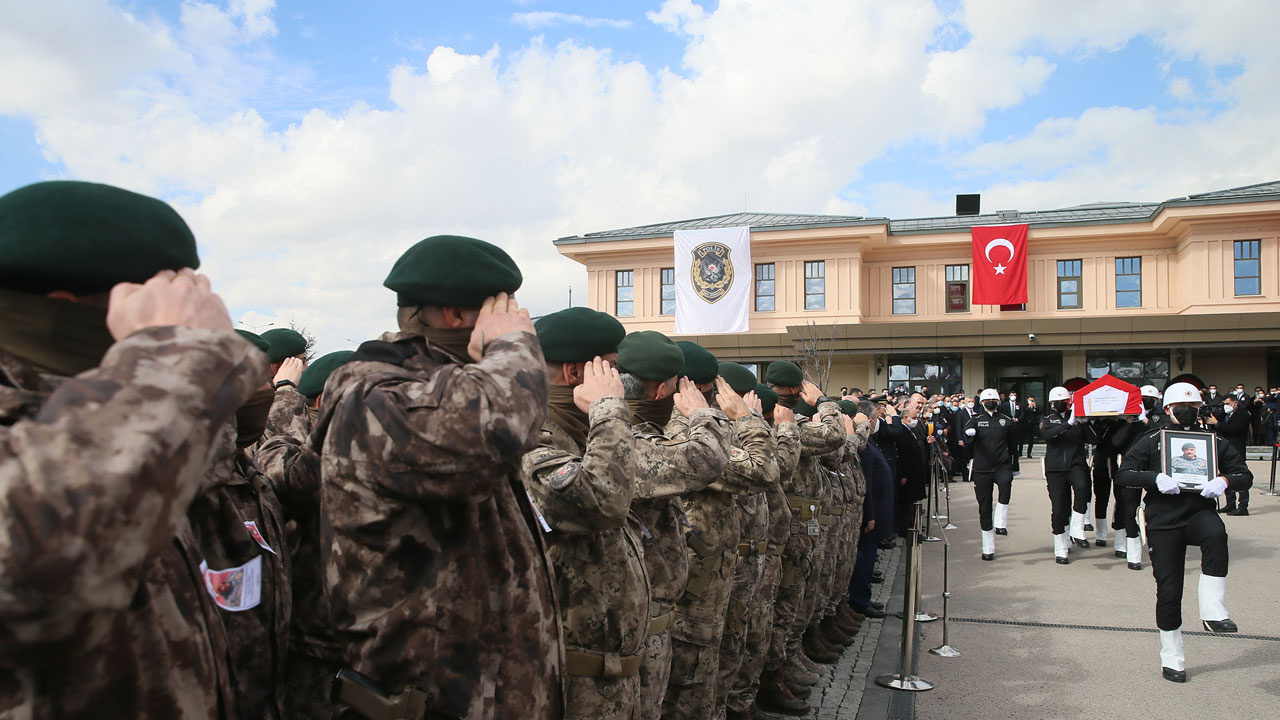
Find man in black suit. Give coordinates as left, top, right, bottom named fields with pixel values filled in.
left=1211, top=394, right=1252, bottom=515
left=1004, top=389, right=1025, bottom=471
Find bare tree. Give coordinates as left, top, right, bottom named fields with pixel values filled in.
left=791, top=320, right=839, bottom=392
left=287, top=317, right=319, bottom=363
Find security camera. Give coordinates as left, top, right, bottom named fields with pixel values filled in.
left=1028, top=333, right=1036, bottom=341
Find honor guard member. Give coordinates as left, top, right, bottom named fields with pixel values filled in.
left=261, top=327, right=308, bottom=374
left=319, top=236, right=561, bottom=719
left=254, top=350, right=355, bottom=719
left=1101, top=386, right=1164, bottom=568
left=616, top=332, right=731, bottom=720
left=0, top=181, right=267, bottom=717
left=523, top=308, right=649, bottom=720
left=1117, top=382, right=1252, bottom=682
left=664, top=363, right=777, bottom=720
left=962, top=388, right=1015, bottom=559
left=1040, top=387, right=1098, bottom=563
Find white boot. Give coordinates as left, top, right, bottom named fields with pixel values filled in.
left=1160, top=629, right=1185, bottom=672
left=1198, top=574, right=1229, bottom=622
left=994, top=503, right=1009, bottom=531
left=981, top=529, right=996, bottom=558
left=1096, top=522, right=1109, bottom=546
left=1126, top=536, right=1143, bottom=569
left=1113, top=528, right=1127, bottom=558
left=1069, top=511, right=1087, bottom=542
left=1053, top=533, right=1069, bottom=563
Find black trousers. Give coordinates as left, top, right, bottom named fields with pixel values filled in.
left=1092, top=455, right=1119, bottom=520
left=1046, top=467, right=1089, bottom=534
left=1225, top=487, right=1249, bottom=509
left=1111, top=486, right=1141, bottom=535
left=972, top=467, right=1013, bottom=531
left=1147, top=511, right=1229, bottom=631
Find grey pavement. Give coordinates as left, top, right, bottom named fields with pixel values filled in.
left=911, top=458, right=1280, bottom=720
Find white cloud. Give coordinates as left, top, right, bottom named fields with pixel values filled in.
left=1167, top=76, right=1192, bottom=99
left=512, top=11, right=632, bottom=30
left=2, top=0, right=1276, bottom=353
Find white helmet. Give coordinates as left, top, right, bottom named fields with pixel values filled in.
left=1048, top=386, right=1070, bottom=402
left=1162, top=382, right=1201, bottom=406
left=979, top=388, right=1000, bottom=402
left=1140, top=384, right=1161, bottom=399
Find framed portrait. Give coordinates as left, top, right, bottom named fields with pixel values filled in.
left=1160, top=429, right=1217, bottom=491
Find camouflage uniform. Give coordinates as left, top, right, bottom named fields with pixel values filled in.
left=823, top=430, right=869, bottom=620
left=522, top=397, right=649, bottom=720
left=189, top=423, right=291, bottom=719
left=629, top=408, right=731, bottom=720
left=767, top=402, right=845, bottom=674
left=0, top=328, right=266, bottom=719
left=255, top=388, right=341, bottom=720
left=727, top=420, right=800, bottom=714
left=664, top=414, right=777, bottom=720
left=319, top=331, right=562, bottom=720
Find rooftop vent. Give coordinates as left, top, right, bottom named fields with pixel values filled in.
left=997, top=209, right=1019, bottom=220
left=956, top=194, right=980, bottom=216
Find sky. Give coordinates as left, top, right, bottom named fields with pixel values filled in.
left=2, top=0, right=1277, bottom=352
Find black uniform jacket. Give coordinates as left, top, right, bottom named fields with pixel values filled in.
left=963, top=410, right=1014, bottom=471
left=1215, top=407, right=1251, bottom=456
left=1116, top=416, right=1252, bottom=530
left=1040, top=411, right=1097, bottom=472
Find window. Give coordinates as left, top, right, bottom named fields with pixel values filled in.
left=892, top=267, right=916, bottom=315
left=660, top=268, right=675, bottom=315
left=804, top=261, right=825, bottom=310
left=615, top=270, right=634, bottom=317
left=1235, top=240, right=1261, bottom=296
left=1115, top=257, right=1141, bottom=308
left=755, top=263, right=776, bottom=312
left=888, top=354, right=963, bottom=395
left=945, top=264, right=969, bottom=313
left=1057, top=259, right=1082, bottom=310
left=1086, top=349, right=1170, bottom=390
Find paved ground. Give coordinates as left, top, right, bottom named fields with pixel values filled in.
left=910, top=458, right=1280, bottom=720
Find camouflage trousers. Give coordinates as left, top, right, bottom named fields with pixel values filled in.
left=284, top=650, right=342, bottom=720
left=638, top=603, right=674, bottom=720
left=715, top=551, right=765, bottom=708
left=812, top=513, right=850, bottom=625
left=765, top=527, right=816, bottom=670
left=664, top=548, right=738, bottom=720
left=789, top=523, right=831, bottom=655
left=726, top=551, right=782, bottom=713
left=565, top=672, right=641, bottom=720
left=824, top=505, right=863, bottom=617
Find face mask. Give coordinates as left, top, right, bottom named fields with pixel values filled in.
left=776, top=392, right=799, bottom=409
left=983, top=400, right=999, bottom=412
left=966, top=402, right=974, bottom=410
left=924, top=412, right=932, bottom=418
left=1009, top=395, right=1017, bottom=402
left=1171, top=405, right=1198, bottom=426
left=905, top=418, right=917, bottom=427
left=1224, top=404, right=1234, bottom=414
left=872, top=419, right=881, bottom=434
left=1142, top=397, right=1157, bottom=411
left=1052, top=401, right=1070, bottom=415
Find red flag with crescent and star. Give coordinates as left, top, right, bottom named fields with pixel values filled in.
left=971, top=223, right=1028, bottom=305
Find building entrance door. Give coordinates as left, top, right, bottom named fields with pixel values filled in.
left=985, top=351, right=1063, bottom=410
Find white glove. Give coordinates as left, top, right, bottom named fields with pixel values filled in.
left=964, top=428, right=976, bottom=437
left=1067, top=407, right=1077, bottom=425
left=1200, top=477, right=1228, bottom=499
left=1155, top=473, right=1180, bottom=494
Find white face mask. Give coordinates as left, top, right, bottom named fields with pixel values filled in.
left=966, top=402, right=974, bottom=410
left=872, top=419, right=881, bottom=434
left=1224, top=404, right=1234, bottom=414
left=1009, top=395, right=1017, bottom=402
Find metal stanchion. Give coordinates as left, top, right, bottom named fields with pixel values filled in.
left=929, top=477, right=960, bottom=657
left=914, top=461, right=940, bottom=623
left=941, top=457, right=958, bottom=531
left=876, top=502, right=934, bottom=692
left=1262, top=443, right=1279, bottom=497
left=922, top=446, right=942, bottom=543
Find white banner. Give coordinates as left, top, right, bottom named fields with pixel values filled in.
left=674, top=226, right=751, bottom=334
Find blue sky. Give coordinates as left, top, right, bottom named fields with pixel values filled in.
left=1, top=1, right=1275, bottom=351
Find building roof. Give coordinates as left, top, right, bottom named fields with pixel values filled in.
left=555, top=179, right=1280, bottom=245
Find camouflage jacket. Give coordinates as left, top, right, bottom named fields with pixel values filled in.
left=253, top=397, right=337, bottom=662
left=0, top=328, right=266, bottom=719
left=318, top=331, right=561, bottom=720
left=263, top=385, right=312, bottom=443
left=630, top=408, right=731, bottom=605
left=670, top=413, right=778, bottom=552
left=189, top=424, right=291, bottom=719
left=842, top=425, right=871, bottom=507
left=789, top=402, right=846, bottom=500
left=765, top=422, right=801, bottom=545
left=522, top=398, right=650, bottom=659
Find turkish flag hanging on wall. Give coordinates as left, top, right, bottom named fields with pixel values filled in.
left=971, top=224, right=1029, bottom=305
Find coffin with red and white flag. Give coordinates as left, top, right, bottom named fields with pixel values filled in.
left=971, top=224, right=1028, bottom=305
left=1071, top=374, right=1143, bottom=417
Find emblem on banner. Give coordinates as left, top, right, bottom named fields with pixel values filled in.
left=691, top=242, right=734, bottom=303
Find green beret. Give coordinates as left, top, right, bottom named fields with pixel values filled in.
left=755, top=383, right=779, bottom=414
left=0, top=181, right=199, bottom=295
left=261, top=328, right=308, bottom=363
left=235, top=329, right=270, bottom=355
left=795, top=399, right=817, bottom=417
left=718, top=362, right=757, bottom=394
left=837, top=400, right=859, bottom=417
left=675, top=341, right=718, bottom=384
left=535, top=307, right=625, bottom=363
left=766, top=360, right=804, bottom=387
left=384, top=235, right=522, bottom=308
left=617, top=331, right=684, bottom=381
left=299, top=350, right=355, bottom=399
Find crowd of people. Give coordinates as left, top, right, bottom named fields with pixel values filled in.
left=0, top=181, right=944, bottom=720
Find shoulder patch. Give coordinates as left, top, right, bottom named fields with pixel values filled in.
left=550, top=461, right=580, bottom=490
left=999, top=418, right=1007, bottom=427
left=729, top=447, right=749, bottom=462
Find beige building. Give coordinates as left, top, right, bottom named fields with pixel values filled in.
left=554, top=181, right=1280, bottom=403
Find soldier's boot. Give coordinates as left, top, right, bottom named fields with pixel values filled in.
left=802, top=626, right=841, bottom=663
left=833, top=606, right=862, bottom=634
left=755, top=669, right=811, bottom=716
left=796, top=648, right=822, bottom=675
left=820, top=615, right=855, bottom=646
left=844, top=604, right=867, bottom=622
left=786, top=657, right=820, bottom=687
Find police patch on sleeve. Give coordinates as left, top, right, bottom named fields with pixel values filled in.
left=729, top=447, right=749, bottom=462
left=550, top=461, right=580, bottom=490
left=999, top=418, right=1007, bottom=427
